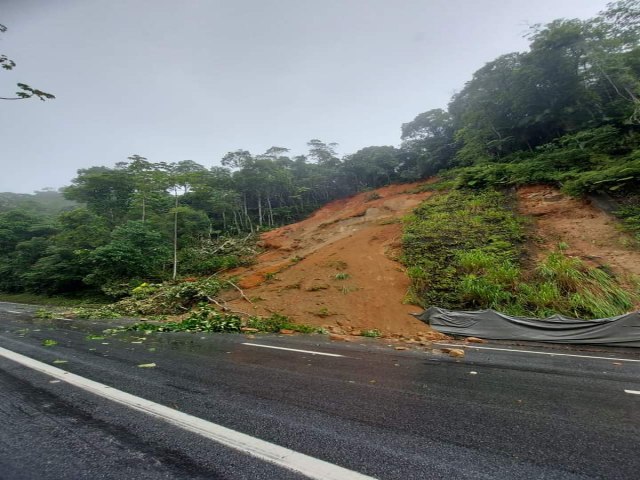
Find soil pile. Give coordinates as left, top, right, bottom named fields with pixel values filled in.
left=223, top=182, right=446, bottom=338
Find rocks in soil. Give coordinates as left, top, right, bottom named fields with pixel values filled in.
left=447, top=348, right=465, bottom=358
left=465, top=337, right=487, bottom=344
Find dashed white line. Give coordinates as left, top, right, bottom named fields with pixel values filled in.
left=0, top=346, right=371, bottom=480
left=242, top=343, right=345, bottom=357
left=434, top=343, right=640, bottom=363
left=625, top=389, right=640, bottom=395
left=6, top=310, right=22, bottom=314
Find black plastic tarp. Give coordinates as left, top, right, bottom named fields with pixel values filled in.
left=414, top=307, right=640, bottom=347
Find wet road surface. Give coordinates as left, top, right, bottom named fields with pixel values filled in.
left=0, top=302, right=639, bottom=479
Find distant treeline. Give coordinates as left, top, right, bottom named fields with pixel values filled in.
left=0, top=0, right=637, bottom=298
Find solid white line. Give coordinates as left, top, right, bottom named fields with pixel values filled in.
left=434, top=343, right=640, bottom=363
left=625, top=389, right=640, bottom=395
left=242, top=343, right=345, bottom=357
left=0, top=346, right=372, bottom=480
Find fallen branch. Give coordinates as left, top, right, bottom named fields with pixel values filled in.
left=207, top=296, right=252, bottom=317
left=227, top=280, right=254, bottom=305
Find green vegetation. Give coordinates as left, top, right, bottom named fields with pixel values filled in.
left=113, top=278, right=225, bottom=316
left=403, top=190, right=523, bottom=307
left=616, top=200, right=640, bottom=243
left=34, top=308, right=58, bottom=319
left=244, top=313, right=317, bottom=333
left=0, top=293, right=109, bottom=307
left=126, top=308, right=316, bottom=334
left=402, top=190, right=636, bottom=319
left=360, top=329, right=381, bottom=338
left=1, top=2, right=638, bottom=322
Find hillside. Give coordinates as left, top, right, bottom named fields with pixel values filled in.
left=518, top=185, right=640, bottom=286
left=220, top=181, right=640, bottom=338
left=222, top=182, right=444, bottom=339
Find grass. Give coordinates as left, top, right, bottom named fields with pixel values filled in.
left=360, top=329, right=381, bottom=338
left=616, top=201, right=640, bottom=244
left=402, top=189, right=636, bottom=319
left=0, top=292, right=110, bottom=307
left=402, top=189, right=523, bottom=308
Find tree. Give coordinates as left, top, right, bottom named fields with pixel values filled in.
left=0, top=24, right=55, bottom=101
left=85, top=221, right=170, bottom=296
left=163, top=160, right=207, bottom=279
left=64, top=166, right=136, bottom=227
left=343, top=146, right=400, bottom=189
left=400, top=109, right=457, bottom=176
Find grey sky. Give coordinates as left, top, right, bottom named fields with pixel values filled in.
left=1, top=0, right=609, bottom=193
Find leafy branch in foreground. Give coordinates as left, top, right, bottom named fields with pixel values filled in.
left=0, top=24, right=55, bottom=101
left=124, top=307, right=317, bottom=334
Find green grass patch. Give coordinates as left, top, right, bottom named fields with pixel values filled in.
left=402, top=189, right=635, bottom=319
left=360, top=329, right=381, bottom=338
left=615, top=200, right=640, bottom=244
left=0, top=293, right=110, bottom=307
left=402, top=189, right=523, bottom=308
left=245, top=313, right=317, bottom=333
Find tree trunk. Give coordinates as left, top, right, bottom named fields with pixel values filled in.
left=267, top=196, right=274, bottom=226
left=172, top=192, right=178, bottom=280
left=233, top=210, right=241, bottom=234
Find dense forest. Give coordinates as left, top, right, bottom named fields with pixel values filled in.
left=1, top=0, right=638, bottom=303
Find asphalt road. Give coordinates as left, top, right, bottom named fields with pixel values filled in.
left=0, top=301, right=639, bottom=479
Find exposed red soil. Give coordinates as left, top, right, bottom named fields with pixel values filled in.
left=221, top=183, right=639, bottom=339
left=517, top=185, right=640, bottom=294
left=223, top=181, right=447, bottom=339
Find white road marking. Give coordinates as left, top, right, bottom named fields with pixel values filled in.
left=625, top=389, right=640, bottom=395
left=242, top=343, right=345, bottom=357
left=0, top=346, right=372, bottom=480
left=6, top=310, right=22, bottom=314
left=434, top=343, right=640, bottom=363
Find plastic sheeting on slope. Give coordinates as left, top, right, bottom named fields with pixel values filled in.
left=414, top=307, right=640, bottom=348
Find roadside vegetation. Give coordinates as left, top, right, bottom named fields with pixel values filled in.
left=32, top=278, right=320, bottom=335
left=1, top=1, right=638, bottom=323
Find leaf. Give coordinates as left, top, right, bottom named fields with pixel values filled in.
left=52, top=359, right=68, bottom=364
left=137, top=363, right=156, bottom=368
left=42, top=339, right=57, bottom=347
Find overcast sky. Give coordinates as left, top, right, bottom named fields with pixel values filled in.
left=1, top=0, right=609, bottom=193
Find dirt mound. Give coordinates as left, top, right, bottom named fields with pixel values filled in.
left=222, top=183, right=639, bottom=338
left=223, top=181, right=446, bottom=338
left=518, top=185, right=640, bottom=295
